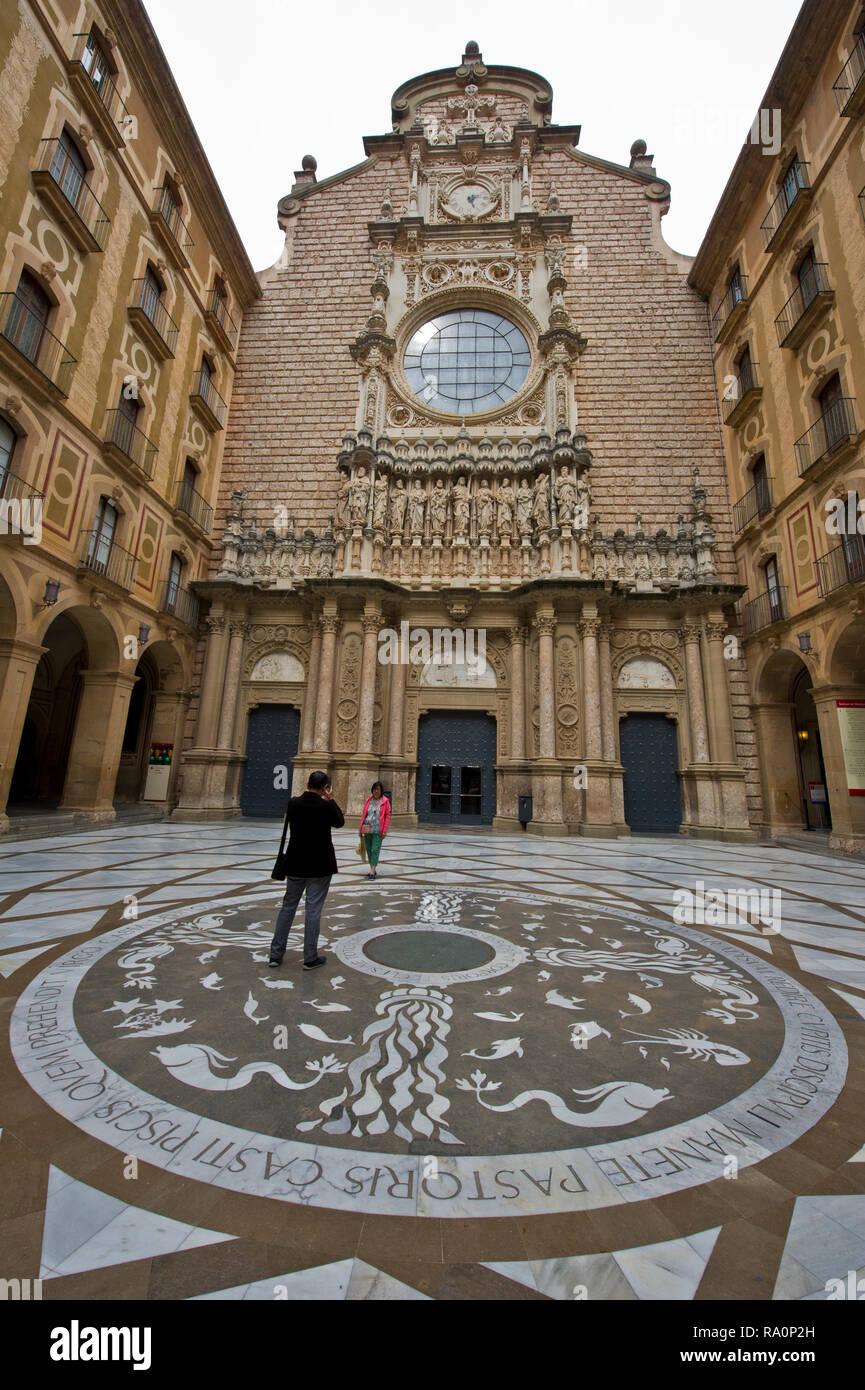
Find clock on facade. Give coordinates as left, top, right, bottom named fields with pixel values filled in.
left=444, top=181, right=497, bottom=220
left=403, top=308, right=532, bottom=416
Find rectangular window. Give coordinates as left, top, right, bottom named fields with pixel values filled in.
left=430, top=766, right=452, bottom=815
left=88, top=497, right=117, bottom=572
left=166, top=552, right=183, bottom=610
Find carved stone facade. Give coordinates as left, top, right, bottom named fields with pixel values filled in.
left=176, top=42, right=761, bottom=839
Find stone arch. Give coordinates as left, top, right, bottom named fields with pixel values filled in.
left=826, top=610, right=865, bottom=685
left=34, top=599, right=121, bottom=669
left=751, top=644, right=810, bottom=704
left=611, top=643, right=684, bottom=690
left=244, top=641, right=307, bottom=681
left=616, top=655, right=678, bottom=690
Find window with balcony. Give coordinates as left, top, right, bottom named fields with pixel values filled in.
left=761, top=157, right=811, bottom=251
left=190, top=353, right=226, bottom=430
left=33, top=131, right=110, bottom=253
left=0, top=417, right=16, bottom=493
left=206, top=277, right=237, bottom=352
left=820, top=374, right=846, bottom=451
left=176, top=459, right=213, bottom=534
left=166, top=551, right=183, bottom=609
left=796, top=248, right=818, bottom=310
left=7, top=271, right=50, bottom=366
left=150, top=176, right=194, bottom=266
left=732, top=453, right=773, bottom=533
left=81, top=29, right=112, bottom=98
left=86, top=496, right=118, bottom=573
left=128, top=264, right=178, bottom=359
left=161, top=551, right=199, bottom=625
left=724, top=344, right=761, bottom=426
left=765, top=555, right=783, bottom=623
left=712, top=265, right=748, bottom=342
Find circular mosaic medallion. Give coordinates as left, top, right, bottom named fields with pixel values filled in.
left=10, top=888, right=846, bottom=1219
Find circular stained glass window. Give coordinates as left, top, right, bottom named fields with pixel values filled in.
left=403, top=308, right=532, bottom=416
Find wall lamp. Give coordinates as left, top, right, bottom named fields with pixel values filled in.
left=797, top=632, right=812, bottom=653
left=41, top=579, right=61, bottom=608
left=138, top=624, right=151, bottom=646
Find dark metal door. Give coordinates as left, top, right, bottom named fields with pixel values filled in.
left=619, top=713, right=681, bottom=833
left=416, top=711, right=497, bottom=824
left=241, top=704, right=300, bottom=817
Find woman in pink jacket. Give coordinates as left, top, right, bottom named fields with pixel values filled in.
left=359, top=781, right=391, bottom=880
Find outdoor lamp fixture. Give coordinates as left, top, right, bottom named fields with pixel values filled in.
left=797, top=728, right=809, bottom=742
left=138, top=623, right=151, bottom=645
left=41, top=579, right=60, bottom=608
left=798, top=632, right=812, bottom=653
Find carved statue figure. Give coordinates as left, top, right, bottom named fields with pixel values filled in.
left=452, top=475, right=471, bottom=535
left=532, top=472, right=551, bottom=531
left=476, top=479, right=494, bottom=534
left=576, top=476, right=591, bottom=530
left=349, top=467, right=370, bottom=526
left=389, top=478, right=408, bottom=535
left=408, top=480, right=427, bottom=535
left=497, top=476, right=515, bottom=536
left=554, top=465, right=577, bottom=526
left=429, top=477, right=449, bottom=534
left=516, top=478, right=533, bottom=536
left=372, top=472, right=389, bottom=532
left=335, top=474, right=351, bottom=530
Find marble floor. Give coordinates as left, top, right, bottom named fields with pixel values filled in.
left=1, top=820, right=864, bottom=1301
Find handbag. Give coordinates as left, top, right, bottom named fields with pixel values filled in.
left=356, top=835, right=367, bottom=862
left=271, top=806, right=291, bottom=881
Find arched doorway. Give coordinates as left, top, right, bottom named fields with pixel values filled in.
left=8, top=614, right=84, bottom=810
left=792, top=668, right=831, bottom=831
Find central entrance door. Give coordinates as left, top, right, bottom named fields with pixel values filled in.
left=619, top=713, right=682, bottom=833
left=416, top=711, right=497, bottom=825
left=241, top=704, right=300, bottom=816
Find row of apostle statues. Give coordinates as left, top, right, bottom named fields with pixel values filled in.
left=336, top=466, right=591, bottom=541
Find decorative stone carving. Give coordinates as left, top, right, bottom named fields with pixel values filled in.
left=372, top=472, right=389, bottom=531
left=389, top=478, right=408, bottom=536
left=452, top=475, right=471, bottom=535
left=429, top=477, right=449, bottom=534
left=617, top=656, right=676, bottom=690
left=532, top=472, right=551, bottom=531
left=476, top=478, right=494, bottom=534
left=349, top=467, right=371, bottom=526
left=250, top=651, right=305, bottom=682
left=497, top=476, right=515, bottom=537
left=554, top=464, right=577, bottom=526
left=408, top=480, right=427, bottom=534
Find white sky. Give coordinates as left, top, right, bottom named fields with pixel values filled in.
left=142, top=0, right=805, bottom=273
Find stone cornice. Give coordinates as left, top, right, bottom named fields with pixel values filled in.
left=688, top=0, right=851, bottom=296
left=108, top=0, right=260, bottom=304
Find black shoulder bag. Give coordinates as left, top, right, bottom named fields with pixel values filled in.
left=271, top=806, right=291, bottom=881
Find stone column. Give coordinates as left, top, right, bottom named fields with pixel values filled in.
left=387, top=653, right=407, bottom=757
left=598, top=621, right=616, bottom=762
left=811, top=684, right=865, bottom=852
left=60, top=669, right=138, bottom=818
left=534, top=612, right=557, bottom=758
left=216, top=621, right=248, bottom=749
left=703, top=613, right=736, bottom=763
left=356, top=609, right=382, bottom=754
left=194, top=615, right=229, bottom=748
left=509, top=625, right=527, bottom=760
left=579, top=611, right=602, bottom=760
left=313, top=610, right=340, bottom=752
left=680, top=623, right=710, bottom=763
left=0, top=638, right=45, bottom=831
left=301, top=619, right=322, bottom=752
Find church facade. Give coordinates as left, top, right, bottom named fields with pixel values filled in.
left=175, top=43, right=762, bottom=838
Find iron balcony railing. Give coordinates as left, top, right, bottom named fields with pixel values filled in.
left=69, top=33, right=130, bottom=132
left=816, top=535, right=865, bottom=596
left=795, top=397, right=858, bottom=476
left=722, top=359, right=761, bottom=423
left=0, top=291, right=76, bottom=395
left=154, top=185, right=194, bottom=257
left=191, top=369, right=227, bottom=427
left=176, top=479, right=213, bottom=534
left=35, top=139, right=110, bottom=249
left=743, top=587, right=787, bottom=635
left=775, top=263, right=833, bottom=345
left=712, top=276, right=748, bottom=341
left=160, top=579, right=200, bottom=627
left=0, top=469, right=44, bottom=507
left=761, top=162, right=811, bottom=249
left=732, top=475, right=773, bottom=533
left=207, top=289, right=238, bottom=349
left=78, top=530, right=137, bottom=588
left=129, top=278, right=179, bottom=354
left=834, top=31, right=865, bottom=114
left=104, top=408, right=158, bottom=479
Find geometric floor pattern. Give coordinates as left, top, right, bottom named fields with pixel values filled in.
left=1, top=821, right=864, bottom=1300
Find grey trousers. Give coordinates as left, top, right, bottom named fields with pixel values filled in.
left=270, top=875, right=332, bottom=962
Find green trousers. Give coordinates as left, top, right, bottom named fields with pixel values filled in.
left=364, top=832, right=383, bottom=867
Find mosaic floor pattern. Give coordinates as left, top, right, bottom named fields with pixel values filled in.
left=1, top=823, right=864, bottom=1301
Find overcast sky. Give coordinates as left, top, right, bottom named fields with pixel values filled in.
left=142, top=0, right=805, bottom=273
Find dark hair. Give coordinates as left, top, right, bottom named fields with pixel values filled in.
left=371, top=781, right=386, bottom=797
left=308, top=770, right=331, bottom=791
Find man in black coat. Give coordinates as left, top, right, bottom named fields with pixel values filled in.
left=269, top=770, right=344, bottom=970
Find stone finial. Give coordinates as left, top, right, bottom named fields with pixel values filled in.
left=629, top=139, right=656, bottom=175
left=546, top=182, right=560, bottom=213
left=291, top=156, right=318, bottom=195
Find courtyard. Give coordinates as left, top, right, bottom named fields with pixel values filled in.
left=0, top=820, right=863, bottom=1302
